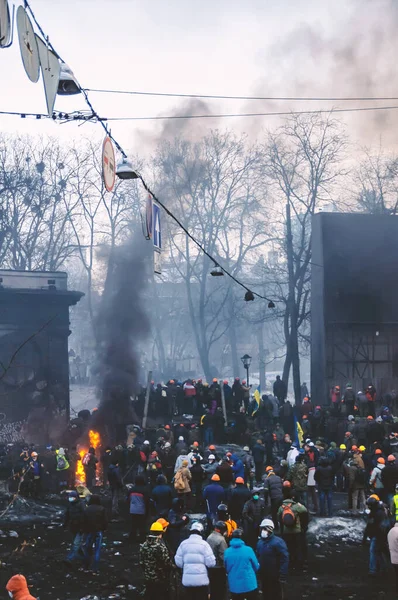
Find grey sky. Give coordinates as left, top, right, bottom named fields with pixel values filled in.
left=1, top=0, right=397, bottom=153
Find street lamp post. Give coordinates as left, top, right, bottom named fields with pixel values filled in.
left=240, top=353, right=252, bottom=386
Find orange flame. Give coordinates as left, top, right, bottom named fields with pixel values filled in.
left=75, top=449, right=86, bottom=485
left=89, top=430, right=101, bottom=450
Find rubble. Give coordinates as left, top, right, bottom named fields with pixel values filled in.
left=308, top=516, right=365, bottom=544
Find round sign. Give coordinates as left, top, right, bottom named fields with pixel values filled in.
left=102, top=136, right=116, bottom=192
left=0, top=0, right=12, bottom=48
left=146, top=195, right=153, bottom=239
left=16, top=6, right=40, bottom=83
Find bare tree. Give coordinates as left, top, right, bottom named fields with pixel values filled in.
left=262, top=114, right=346, bottom=404
left=354, top=147, right=398, bottom=215
left=154, top=130, right=270, bottom=379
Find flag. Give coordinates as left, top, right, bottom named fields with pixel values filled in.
left=294, top=414, right=304, bottom=446
left=252, top=385, right=261, bottom=415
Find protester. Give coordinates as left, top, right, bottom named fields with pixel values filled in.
left=224, top=528, right=260, bottom=600
left=6, top=575, right=36, bottom=600
left=128, top=474, right=149, bottom=542
left=257, top=518, right=289, bottom=600
left=83, top=494, right=108, bottom=572
left=63, top=490, right=85, bottom=564
left=108, top=459, right=123, bottom=518
left=140, top=521, right=174, bottom=600
left=175, top=522, right=216, bottom=600
left=242, top=491, right=266, bottom=548
left=203, top=474, right=225, bottom=524
left=207, top=521, right=228, bottom=600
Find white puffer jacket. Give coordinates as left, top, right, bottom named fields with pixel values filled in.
left=175, top=533, right=216, bottom=587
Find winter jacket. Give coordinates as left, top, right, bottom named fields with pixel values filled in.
left=151, top=484, right=174, bottom=514
left=381, top=463, right=398, bottom=495
left=252, top=443, right=266, bottom=465
left=207, top=530, right=228, bottom=566
left=203, top=482, right=225, bottom=515
left=388, top=524, right=398, bottom=564
left=202, top=461, right=218, bottom=482
left=256, top=534, right=289, bottom=580
left=364, top=504, right=390, bottom=542
left=243, top=498, right=266, bottom=528
left=263, top=473, right=283, bottom=501
left=108, top=464, right=123, bottom=489
left=228, top=485, right=252, bottom=521
left=216, top=461, right=234, bottom=485
left=167, top=508, right=188, bottom=552
left=231, top=455, right=245, bottom=480
left=370, top=464, right=385, bottom=490
left=190, top=463, right=205, bottom=483
left=224, top=538, right=260, bottom=594
left=175, top=533, right=216, bottom=587
left=175, top=466, right=192, bottom=493
left=269, top=395, right=280, bottom=418
left=174, top=454, right=189, bottom=473
left=287, top=447, right=299, bottom=468
left=278, top=499, right=308, bottom=534
left=314, top=465, right=334, bottom=491
left=128, top=484, right=149, bottom=515
left=287, top=462, right=308, bottom=492
left=140, top=534, right=174, bottom=582
left=6, top=576, right=36, bottom=600
left=63, top=499, right=85, bottom=534
left=83, top=504, right=108, bottom=533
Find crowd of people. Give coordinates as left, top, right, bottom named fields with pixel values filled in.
left=4, top=376, right=398, bottom=599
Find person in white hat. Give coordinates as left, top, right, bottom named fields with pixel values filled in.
left=175, top=521, right=215, bottom=598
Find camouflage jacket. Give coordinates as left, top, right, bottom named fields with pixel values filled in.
left=139, top=535, right=173, bottom=582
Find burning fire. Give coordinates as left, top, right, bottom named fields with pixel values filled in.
left=75, top=430, right=101, bottom=486
left=75, top=449, right=86, bottom=485
left=89, top=430, right=101, bottom=449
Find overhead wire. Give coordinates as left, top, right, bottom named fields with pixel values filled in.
left=104, top=105, right=398, bottom=121
left=84, top=88, right=398, bottom=102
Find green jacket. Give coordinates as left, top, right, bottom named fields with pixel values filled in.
left=287, top=462, right=308, bottom=492
left=139, top=535, right=173, bottom=582
left=278, top=498, right=308, bottom=534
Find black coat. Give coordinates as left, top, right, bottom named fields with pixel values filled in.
left=64, top=500, right=85, bottom=534
left=84, top=504, right=108, bottom=533
left=314, top=465, right=334, bottom=491
left=228, top=485, right=252, bottom=521
left=252, top=444, right=266, bottom=464
left=151, top=484, right=174, bottom=513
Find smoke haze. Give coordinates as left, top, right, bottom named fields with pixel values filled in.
left=92, top=239, right=151, bottom=443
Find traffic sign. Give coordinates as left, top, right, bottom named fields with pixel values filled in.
left=145, top=195, right=153, bottom=240
left=102, top=136, right=116, bottom=192
left=153, top=202, right=161, bottom=250
left=36, top=35, right=60, bottom=117
left=16, top=5, right=40, bottom=83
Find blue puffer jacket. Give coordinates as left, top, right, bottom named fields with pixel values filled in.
left=256, top=534, right=289, bottom=580
left=224, top=538, right=259, bottom=594
left=231, top=455, right=245, bottom=480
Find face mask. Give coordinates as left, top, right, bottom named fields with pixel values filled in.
left=261, top=530, right=269, bottom=539
left=68, top=497, right=76, bottom=503
left=253, top=495, right=259, bottom=501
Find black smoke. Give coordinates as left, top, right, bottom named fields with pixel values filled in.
left=92, top=238, right=151, bottom=443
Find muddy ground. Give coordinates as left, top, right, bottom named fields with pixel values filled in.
left=0, top=492, right=395, bottom=600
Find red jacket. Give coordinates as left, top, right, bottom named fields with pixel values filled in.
left=7, top=575, right=36, bottom=600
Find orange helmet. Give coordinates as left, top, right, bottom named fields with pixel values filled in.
left=377, top=457, right=385, bottom=464
left=235, top=477, right=245, bottom=484
left=351, top=445, right=358, bottom=451
left=193, top=441, right=199, bottom=447
left=156, top=518, right=169, bottom=530
left=283, top=480, right=291, bottom=487
left=388, top=455, right=396, bottom=462
left=375, top=449, right=382, bottom=455
left=209, top=445, right=216, bottom=451
left=265, top=466, right=273, bottom=472
left=367, top=416, right=374, bottom=420
left=211, top=474, right=220, bottom=482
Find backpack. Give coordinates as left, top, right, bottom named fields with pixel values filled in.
left=82, top=453, right=91, bottom=466
left=354, top=466, right=366, bottom=485
left=281, top=502, right=296, bottom=527
left=174, top=469, right=185, bottom=492
left=57, top=455, right=67, bottom=470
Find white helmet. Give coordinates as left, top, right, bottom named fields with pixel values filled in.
left=208, top=454, right=215, bottom=460
left=260, top=518, right=275, bottom=530
left=178, top=436, right=184, bottom=441
left=143, top=440, right=150, bottom=445
left=243, top=446, right=250, bottom=452
left=164, top=442, right=171, bottom=449
left=190, top=521, right=204, bottom=533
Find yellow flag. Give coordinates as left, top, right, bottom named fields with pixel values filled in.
left=252, top=387, right=261, bottom=415
left=296, top=419, right=304, bottom=445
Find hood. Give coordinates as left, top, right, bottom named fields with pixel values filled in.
left=6, top=575, right=35, bottom=600
left=229, top=538, right=245, bottom=548
left=231, top=454, right=240, bottom=463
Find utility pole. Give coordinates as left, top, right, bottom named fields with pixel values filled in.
left=285, top=200, right=301, bottom=406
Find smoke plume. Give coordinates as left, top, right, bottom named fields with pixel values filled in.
left=92, top=238, right=151, bottom=443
